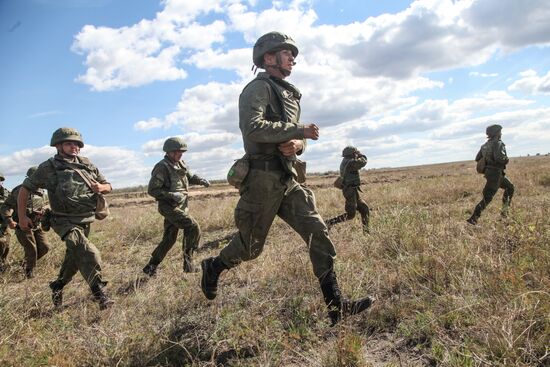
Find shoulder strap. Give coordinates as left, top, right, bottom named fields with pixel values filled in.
left=263, top=77, right=288, bottom=122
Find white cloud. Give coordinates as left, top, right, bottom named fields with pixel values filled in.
left=141, top=132, right=241, bottom=155
left=508, top=69, right=550, bottom=95
left=469, top=71, right=498, bottom=78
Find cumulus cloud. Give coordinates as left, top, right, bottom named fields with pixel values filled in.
left=508, top=69, right=550, bottom=95
left=141, top=132, right=241, bottom=155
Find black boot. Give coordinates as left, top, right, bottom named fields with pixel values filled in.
left=91, top=283, right=114, bottom=310
left=201, top=257, right=227, bottom=300
left=142, top=262, right=158, bottom=277
left=319, top=270, right=374, bottom=326
left=49, top=279, right=65, bottom=308
left=361, top=215, right=370, bottom=234
left=466, top=214, right=478, bottom=225
left=183, top=249, right=197, bottom=273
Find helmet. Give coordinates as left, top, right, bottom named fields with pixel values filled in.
left=0, top=171, right=4, bottom=181
left=163, top=137, right=187, bottom=153
left=50, top=127, right=84, bottom=147
left=26, top=166, right=38, bottom=178
left=253, top=31, right=299, bottom=68
left=342, top=146, right=357, bottom=157
left=486, top=124, right=502, bottom=137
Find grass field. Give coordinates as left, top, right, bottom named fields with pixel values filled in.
left=0, top=156, right=549, bottom=366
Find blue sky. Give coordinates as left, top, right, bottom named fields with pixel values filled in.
left=1, top=0, right=549, bottom=189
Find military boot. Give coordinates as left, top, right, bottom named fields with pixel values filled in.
left=466, top=214, right=478, bottom=225
left=319, top=270, right=374, bottom=326
left=183, top=249, right=198, bottom=273
left=25, top=268, right=34, bottom=279
left=501, top=199, right=511, bottom=218
left=200, top=256, right=227, bottom=300
left=326, top=214, right=347, bottom=229
left=361, top=215, right=370, bottom=234
left=49, top=279, right=65, bottom=308
left=142, top=262, right=158, bottom=277
left=91, top=283, right=114, bottom=310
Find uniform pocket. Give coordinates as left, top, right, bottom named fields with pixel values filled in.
left=234, top=198, right=262, bottom=233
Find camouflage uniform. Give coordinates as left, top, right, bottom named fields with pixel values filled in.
left=468, top=125, right=514, bottom=224
left=326, top=147, right=370, bottom=233
left=0, top=177, right=10, bottom=271
left=0, top=183, right=50, bottom=277
left=145, top=154, right=207, bottom=273
left=201, top=32, right=374, bottom=326
left=23, top=155, right=109, bottom=290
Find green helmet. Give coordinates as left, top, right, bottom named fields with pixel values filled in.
left=486, top=124, right=502, bottom=137
left=50, top=127, right=84, bottom=148
left=26, top=166, right=38, bottom=178
left=342, top=146, right=357, bottom=157
left=0, top=171, right=4, bottom=181
left=253, top=31, right=299, bottom=68
left=163, top=137, right=187, bottom=153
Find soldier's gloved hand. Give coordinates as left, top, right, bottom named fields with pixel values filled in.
left=200, top=179, right=210, bottom=188
left=170, top=192, right=186, bottom=204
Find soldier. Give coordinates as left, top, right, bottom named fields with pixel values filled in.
left=17, top=127, right=114, bottom=310
left=326, top=146, right=370, bottom=233
left=200, top=31, right=374, bottom=326
left=1, top=166, right=50, bottom=278
left=467, top=124, right=514, bottom=225
left=142, top=137, right=210, bottom=276
left=0, top=172, right=10, bottom=272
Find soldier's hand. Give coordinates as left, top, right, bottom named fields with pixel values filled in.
left=303, top=124, right=319, bottom=140
left=7, top=219, right=17, bottom=230
left=278, top=139, right=304, bottom=156
left=18, top=215, right=33, bottom=231
left=200, top=179, right=210, bottom=188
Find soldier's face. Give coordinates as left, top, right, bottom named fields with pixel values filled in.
left=168, top=150, right=184, bottom=162
left=59, top=141, right=80, bottom=157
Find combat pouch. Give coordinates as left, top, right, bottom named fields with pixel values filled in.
left=95, top=194, right=110, bottom=220
left=476, top=156, right=486, bottom=174
left=227, top=155, right=250, bottom=189
left=294, top=159, right=306, bottom=184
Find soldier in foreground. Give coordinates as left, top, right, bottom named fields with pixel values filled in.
left=200, top=31, right=374, bottom=326
left=17, top=128, right=114, bottom=309
left=0, top=172, right=10, bottom=272
left=1, top=166, right=50, bottom=278
left=467, top=124, right=514, bottom=225
left=326, top=146, right=370, bottom=233
left=142, top=137, right=210, bottom=276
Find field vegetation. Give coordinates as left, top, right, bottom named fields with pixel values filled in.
left=0, top=156, right=549, bottom=366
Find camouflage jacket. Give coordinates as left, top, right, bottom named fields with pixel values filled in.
left=23, top=154, right=109, bottom=224
left=340, top=155, right=367, bottom=187
left=148, top=156, right=203, bottom=209
left=476, top=138, right=509, bottom=170
left=0, top=184, right=47, bottom=224
left=239, top=72, right=306, bottom=174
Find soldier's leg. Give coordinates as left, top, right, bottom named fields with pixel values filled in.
left=15, top=228, right=38, bottom=277
left=469, top=169, right=501, bottom=223
left=149, top=218, right=179, bottom=266
left=62, top=225, right=104, bottom=288
left=500, top=176, right=515, bottom=217
left=279, top=185, right=374, bottom=324
left=343, top=186, right=359, bottom=220
left=167, top=210, right=201, bottom=272
left=356, top=191, right=370, bottom=233
left=34, top=229, right=50, bottom=260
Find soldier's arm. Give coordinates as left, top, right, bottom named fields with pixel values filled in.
left=239, top=81, right=305, bottom=144
left=347, top=156, right=367, bottom=171
left=147, top=165, right=173, bottom=201
left=475, top=148, right=483, bottom=162
left=17, top=187, right=33, bottom=230
left=494, top=141, right=509, bottom=165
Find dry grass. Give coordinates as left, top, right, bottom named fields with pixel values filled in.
left=0, top=156, right=549, bottom=366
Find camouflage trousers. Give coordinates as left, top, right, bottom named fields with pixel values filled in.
left=220, top=170, right=336, bottom=280
left=15, top=227, right=50, bottom=272
left=0, top=231, right=10, bottom=266
left=473, top=167, right=514, bottom=218
left=52, top=217, right=105, bottom=288
left=149, top=204, right=201, bottom=266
